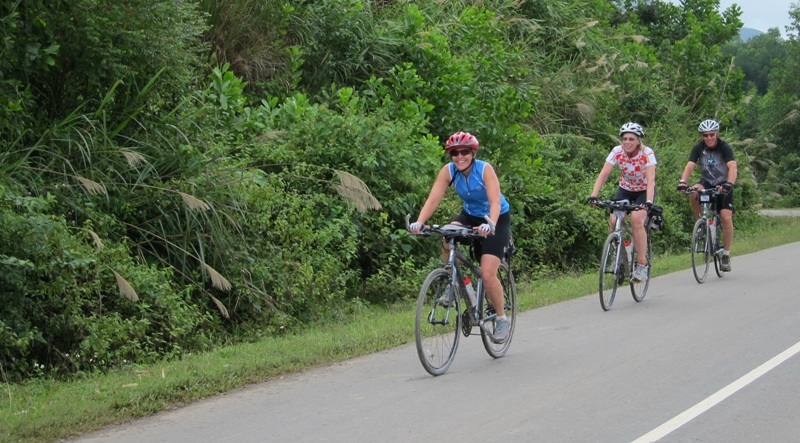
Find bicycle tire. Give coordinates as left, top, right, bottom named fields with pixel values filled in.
left=415, top=268, right=461, bottom=376
left=599, top=234, right=621, bottom=311
left=480, top=261, right=517, bottom=358
left=630, top=228, right=651, bottom=302
left=691, top=218, right=710, bottom=284
left=713, top=217, right=725, bottom=278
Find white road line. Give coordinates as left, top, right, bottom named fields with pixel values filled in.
left=631, top=340, right=800, bottom=443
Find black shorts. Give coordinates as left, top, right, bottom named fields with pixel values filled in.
left=450, top=211, right=512, bottom=260
left=613, top=187, right=655, bottom=205
left=697, top=180, right=734, bottom=213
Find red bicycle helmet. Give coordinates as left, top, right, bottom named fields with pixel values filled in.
left=444, top=131, right=480, bottom=153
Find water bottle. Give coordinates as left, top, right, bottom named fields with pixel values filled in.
left=464, top=277, right=476, bottom=306
left=624, top=240, right=633, bottom=266
left=709, top=218, right=717, bottom=248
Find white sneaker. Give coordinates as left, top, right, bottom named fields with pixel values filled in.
left=632, top=263, right=648, bottom=282
left=436, top=284, right=453, bottom=307
left=492, top=317, right=511, bottom=343
left=720, top=255, right=731, bottom=272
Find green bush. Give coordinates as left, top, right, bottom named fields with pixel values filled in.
left=0, top=191, right=216, bottom=380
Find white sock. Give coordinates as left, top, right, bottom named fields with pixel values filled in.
left=723, top=250, right=730, bottom=256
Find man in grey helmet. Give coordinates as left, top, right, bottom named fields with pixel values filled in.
left=677, top=119, right=737, bottom=272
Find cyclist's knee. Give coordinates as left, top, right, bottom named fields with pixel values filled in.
left=631, top=212, right=646, bottom=227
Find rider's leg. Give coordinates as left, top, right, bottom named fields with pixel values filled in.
left=608, top=214, right=617, bottom=234
left=480, top=254, right=504, bottom=317
left=720, top=208, right=734, bottom=251
left=631, top=209, right=648, bottom=264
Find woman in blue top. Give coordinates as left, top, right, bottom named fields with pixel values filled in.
left=408, top=132, right=512, bottom=343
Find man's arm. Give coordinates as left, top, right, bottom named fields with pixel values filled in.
left=679, top=161, right=696, bottom=183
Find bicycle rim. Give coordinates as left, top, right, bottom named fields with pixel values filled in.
left=415, top=269, right=461, bottom=376
left=481, top=261, right=517, bottom=358
left=630, top=229, right=651, bottom=302
left=599, top=234, right=620, bottom=311
left=691, top=219, right=710, bottom=284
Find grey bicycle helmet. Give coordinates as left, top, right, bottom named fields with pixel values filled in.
left=619, top=122, right=644, bottom=138
left=698, top=119, right=720, bottom=132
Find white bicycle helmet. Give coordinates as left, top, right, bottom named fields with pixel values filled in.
left=619, top=122, right=644, bottom=138
left=698, top=119, right=720, bottom=132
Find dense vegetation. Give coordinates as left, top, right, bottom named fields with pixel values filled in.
left=1, top=0, right=798, bottom=381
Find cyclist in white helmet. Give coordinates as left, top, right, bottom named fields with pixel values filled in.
left=677, top=119, right=737, bottom=272
left=588, top=122, right=657, bottom=282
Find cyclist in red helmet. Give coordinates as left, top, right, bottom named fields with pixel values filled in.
left=408, top=132, right=513, bottom=343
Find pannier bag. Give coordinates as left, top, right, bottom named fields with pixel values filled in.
left=646, top=205, right=664, bottom=230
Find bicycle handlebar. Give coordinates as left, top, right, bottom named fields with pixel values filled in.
left=682, top=186, right=724, bottom=196
left=592, top=200, right=646, bottom=213
left=405, top=214, right=494, bottom=238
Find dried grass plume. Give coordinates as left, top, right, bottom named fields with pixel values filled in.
left=333, top=169, right=382, bottom=213
left=112, top=270, right=139, bottom=302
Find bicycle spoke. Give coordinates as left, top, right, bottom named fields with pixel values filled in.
left=481, top=262, right=517, bottom=358
left=691, top=219, right=710, bottom=283
left=599, top=234, right=620, bottom=310
left=415, top=269, right=460, bottom=376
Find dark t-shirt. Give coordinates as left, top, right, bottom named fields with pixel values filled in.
left=688, top=139, right=735, bottom=186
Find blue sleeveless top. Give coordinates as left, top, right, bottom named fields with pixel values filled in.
left=449, top=159, right=510, bottom=217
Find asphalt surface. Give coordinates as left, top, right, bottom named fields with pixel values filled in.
left=70, top=242, right=800, bottom=443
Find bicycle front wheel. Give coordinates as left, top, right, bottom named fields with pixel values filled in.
left=415, top=268, right=461, bottom=376
left=480, top=261, right=517, bottom=358
left=691, top=219, right=710, bottom=284
left=599, top=234, right=621, bottom=311
left=630, top=228, right=652, bottom=302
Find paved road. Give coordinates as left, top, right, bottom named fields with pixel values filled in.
left=71, top=243, right=800, bottom=443
left=760, top=209, right=800, bottom=216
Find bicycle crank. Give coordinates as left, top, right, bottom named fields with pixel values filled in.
left=461, top=310, right=475, bottom=336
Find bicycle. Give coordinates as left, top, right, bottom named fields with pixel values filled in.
left=684, top=186, right=725, bottom=283
left=593, top=200, right=652, bottom=311
left=406, top=215, right=517, bottom=376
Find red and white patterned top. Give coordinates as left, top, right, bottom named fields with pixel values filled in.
left=605, top=145, right=657, bottom=192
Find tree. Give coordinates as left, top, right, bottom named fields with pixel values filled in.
left=723, top=28, right=786, bottom=95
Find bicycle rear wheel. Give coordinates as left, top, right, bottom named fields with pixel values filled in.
left=415, top=268, right=461, bottom=376
left=599, top=234, right=621, bottom=311
left=691, top=219, right=710, bottom=284
left=630, top=228, right=652, bottom=302
left=480, top=261, right=517, bottom=358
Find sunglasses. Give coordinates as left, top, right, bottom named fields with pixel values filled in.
left=449, top=149, right=473, bottom=157
left=702, top=133, right=717, bottom=138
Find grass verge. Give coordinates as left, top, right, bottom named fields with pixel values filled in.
left=2, top=216, right=799, bottom=443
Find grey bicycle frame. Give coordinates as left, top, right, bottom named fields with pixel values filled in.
left=696, top=189, right=723, bottom=254
left=609, top=207, right=633, bottom=272
left=444, top=237, right=491, bottom=323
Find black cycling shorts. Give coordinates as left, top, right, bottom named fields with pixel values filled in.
left=450, top=211, right=512, bottom=260
left=613, top=187, right=656, bottom=205
left=696, top=180, right=735, bottom=213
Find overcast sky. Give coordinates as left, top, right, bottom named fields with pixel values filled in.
left=669, top=0, right=795, bottom=38
left=724, top=0, right=795, bottom=36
